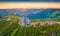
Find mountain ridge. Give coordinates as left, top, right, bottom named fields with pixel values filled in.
left=0, top=9, right=60, bottom=19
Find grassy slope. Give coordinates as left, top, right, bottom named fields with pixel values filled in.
left=0, top=14, right=60, bottom=36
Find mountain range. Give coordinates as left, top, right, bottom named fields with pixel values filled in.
left=0, top=9, right=60, bottom=19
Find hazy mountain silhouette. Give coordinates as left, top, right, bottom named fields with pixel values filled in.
left=0, top=9, right=60, bottom=19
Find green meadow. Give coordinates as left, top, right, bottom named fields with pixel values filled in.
left=0, top=14, right=60, bottom=36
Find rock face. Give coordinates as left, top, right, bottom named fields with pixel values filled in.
left=46, top=20, right=54, bottom=25
left=30, top=22, right=39, bottom=27
left=20, top=16, right=30, bottom=26
left=6, top=18, right=11, bottom=21
left=55, top=22, right=60, bottom=24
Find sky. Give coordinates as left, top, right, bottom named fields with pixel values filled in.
left=0, top=2, right=60, bottom=9
left=0, top=0, right=60, bottom=2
